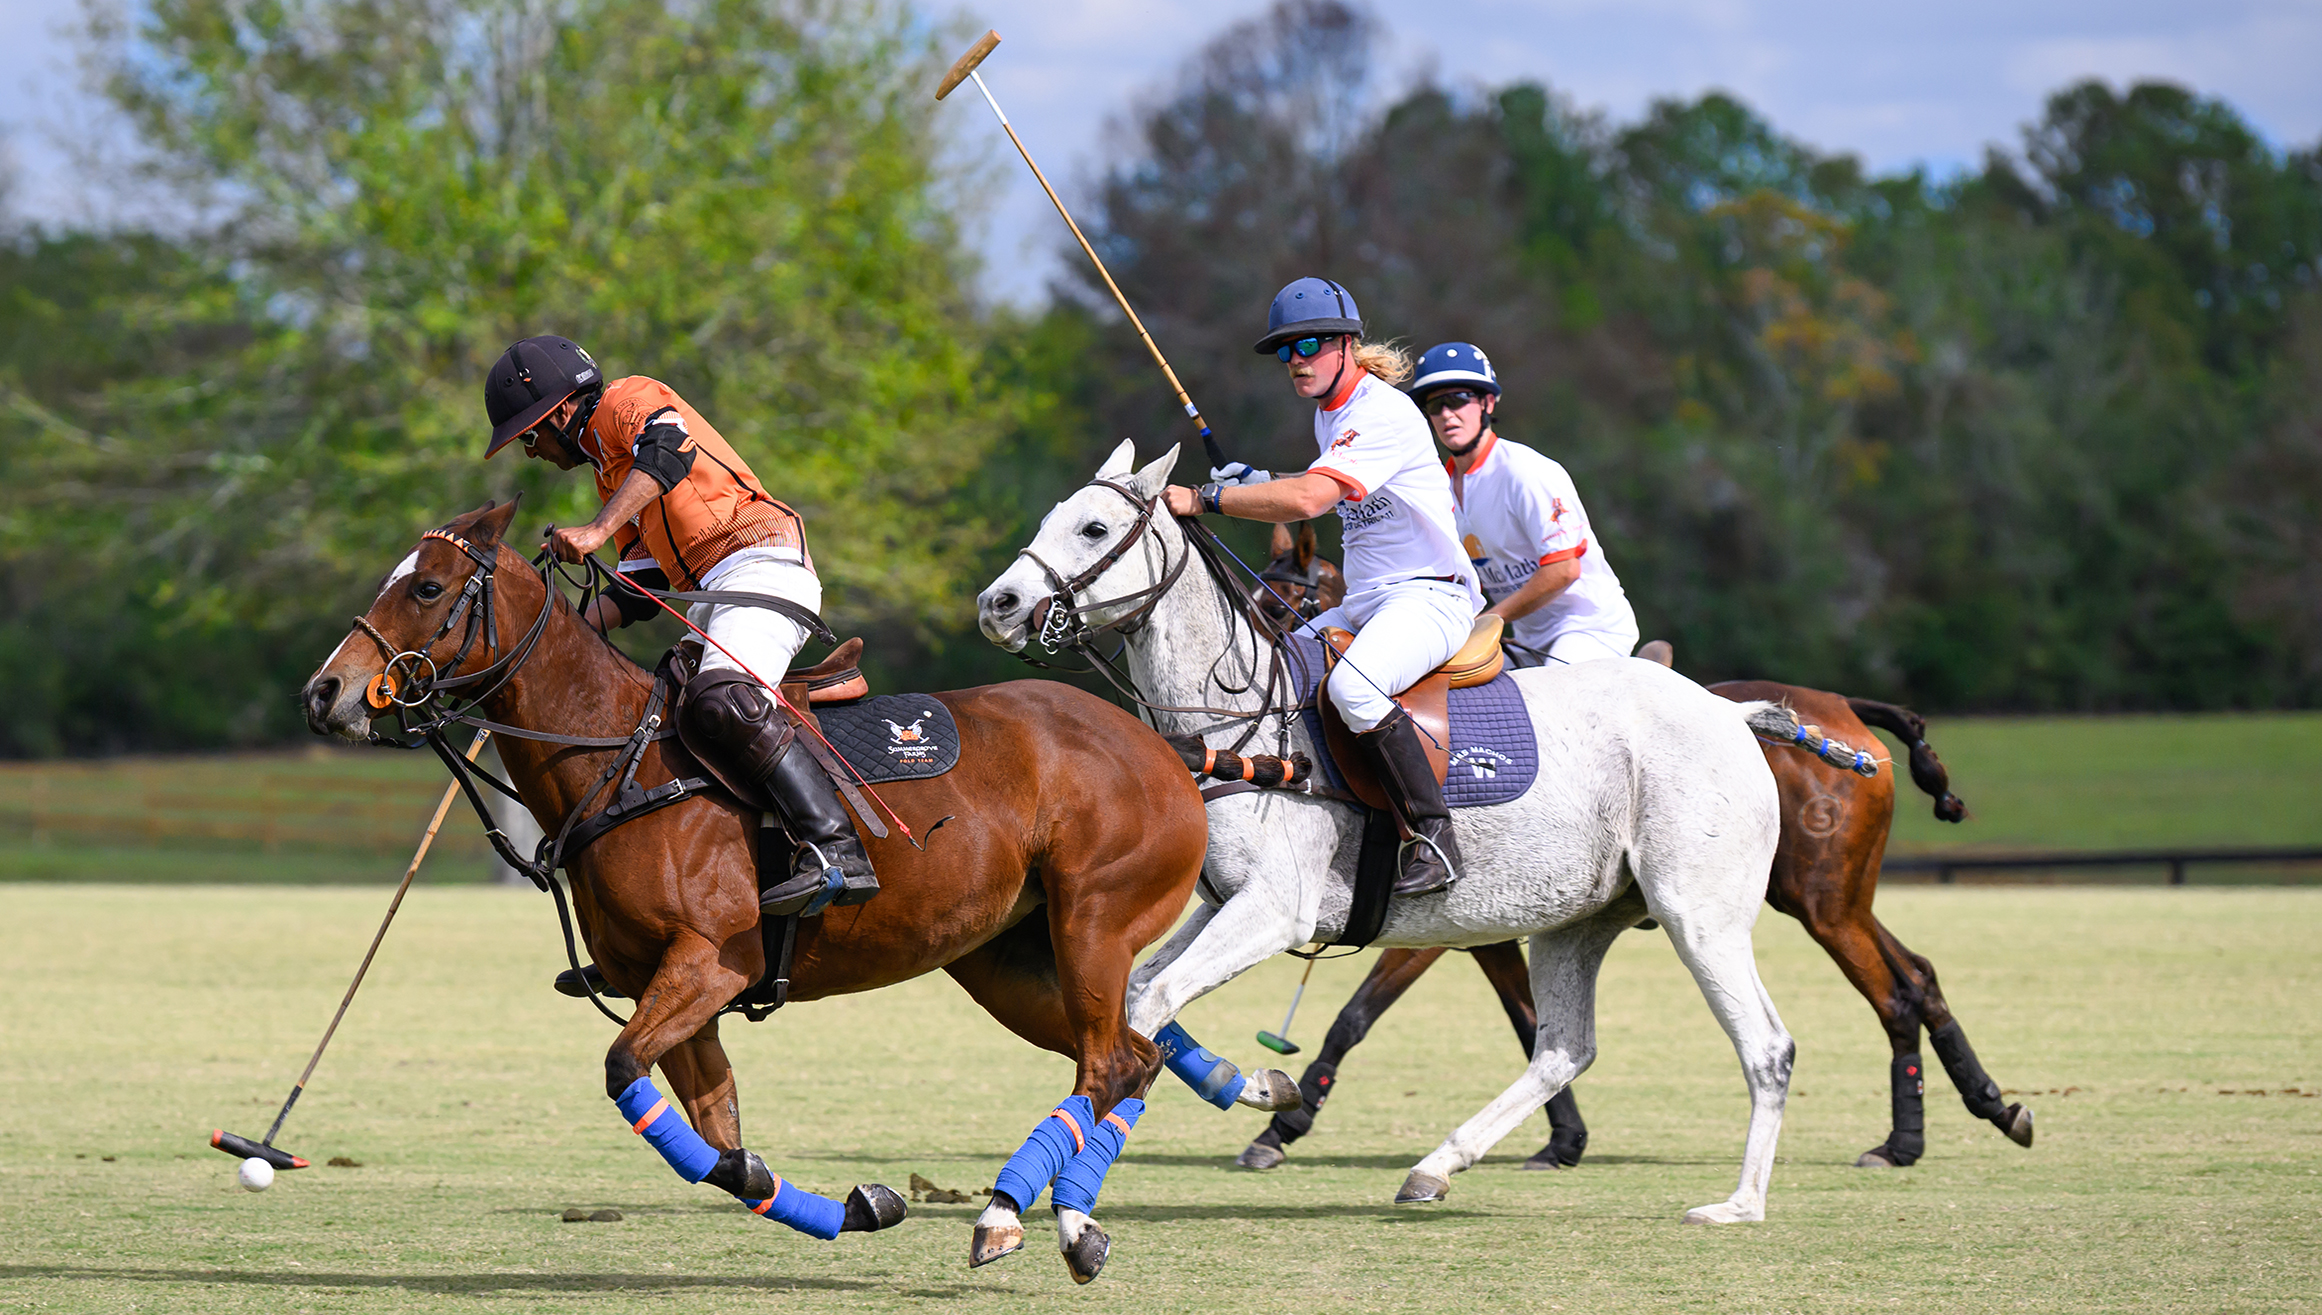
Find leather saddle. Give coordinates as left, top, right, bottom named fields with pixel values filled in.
left=1318, top=614, right=1506, bottom=812
left=666, top=637, right=889, bottom=839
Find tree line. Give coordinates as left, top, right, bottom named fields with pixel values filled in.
left=3, top=0, right=2317, bottom=757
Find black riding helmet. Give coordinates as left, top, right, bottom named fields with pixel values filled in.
left=484, top=335, right=604, bottom=456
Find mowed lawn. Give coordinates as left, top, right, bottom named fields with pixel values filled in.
left=0, top=885, right=2314, bottom=1313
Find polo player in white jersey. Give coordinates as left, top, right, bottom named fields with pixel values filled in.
left=1164, top=279, right=1482, bottom=898
left=1409, top=341, right=1640, bottom=667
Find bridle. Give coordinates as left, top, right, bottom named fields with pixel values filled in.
left=1010, top=477, right=1317, bottom=756
left=1013, top=477, right=1189, bottom=651
left=1255, top=555, right=1331, bottom=623
left=349, top=528, right=557, bottom=743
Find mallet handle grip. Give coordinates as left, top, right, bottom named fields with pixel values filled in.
left=262, top=728, right=491, bottom=1146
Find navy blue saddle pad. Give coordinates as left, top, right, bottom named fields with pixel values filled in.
left=811, top=694, right=961, bottom=783
left=1286, top=634, right=1539, bottom=807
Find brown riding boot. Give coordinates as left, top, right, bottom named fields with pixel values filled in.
left=680, top=669, right=878, bottom=917
left=1355, top=707, right=1462, bottom=898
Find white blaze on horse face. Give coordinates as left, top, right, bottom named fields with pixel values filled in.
left=378, top=550, right=422, bottom=601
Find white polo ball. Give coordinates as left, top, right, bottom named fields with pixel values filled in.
left=238, top=1157, right=274, bottom=1192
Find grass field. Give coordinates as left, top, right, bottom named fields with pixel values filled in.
left=6, top=710, right=2318, bottom=886
left=1, top=884, right=2315, bottom=1312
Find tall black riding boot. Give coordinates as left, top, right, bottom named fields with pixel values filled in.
left=680, top=669, right=877, bottom=917
left=1355, top=707, right=1462, bottom=898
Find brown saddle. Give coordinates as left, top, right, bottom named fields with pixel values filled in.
left=778, top=636, right=871, bottom=710
left=1317, top=614, right=1505, bottom=812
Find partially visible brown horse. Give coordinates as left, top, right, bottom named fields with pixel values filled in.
left=301, top=501, right=1211, bottom=1279
left=1238, top=540, right=2032, bottom=1171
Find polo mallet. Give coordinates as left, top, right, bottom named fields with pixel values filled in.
left=1257, top=952, right=1318, bottom=1055
left=209, top=728, right=493, bottom=1171
left=937, top=30, right=1228, bottom=472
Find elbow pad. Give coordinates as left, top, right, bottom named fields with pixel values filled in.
left=630, top=410, right=698, bottom=492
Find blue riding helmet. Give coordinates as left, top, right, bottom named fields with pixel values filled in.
left=1408, top=342, right=1501, bottom=400
left=1253, top=277, right=1364, bottom=354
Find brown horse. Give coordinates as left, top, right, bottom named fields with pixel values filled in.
left=1237, top=544, right=2032, bottom=1172
left=300, top=501, right=1210, bottom=1280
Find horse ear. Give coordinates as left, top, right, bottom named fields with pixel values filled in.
left=1129, top=443, right=1180, bottom=501
left=466, top=495, right=522, bottom=548
left=1295, top=520, right=1317, bottom=570
left=1269, top=522, right=1295, bottom=557
left=1095, top=438, right=1136, bottom=479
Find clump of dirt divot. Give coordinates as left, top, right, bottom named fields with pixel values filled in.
left=908, top=1172, right=976, bottom=1204
left=562, top=1208, right=624, bottom=1222
left=327, top=1156, right=362, bottom=1168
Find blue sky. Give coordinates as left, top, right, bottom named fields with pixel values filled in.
left=7, top=0, right=2317, bottom=305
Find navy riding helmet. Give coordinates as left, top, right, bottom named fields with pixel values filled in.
left=1408, top=342, right=1501, bottom=400
left=1254, top=277, right=1364, bottom=354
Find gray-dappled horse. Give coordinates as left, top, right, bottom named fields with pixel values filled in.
left=979, top=440, right=1797, bottom=1231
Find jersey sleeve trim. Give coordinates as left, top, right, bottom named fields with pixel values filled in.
left=1539, top=539, right=1589, bottom=566
left=1309, top=466, right=1368, bottom=502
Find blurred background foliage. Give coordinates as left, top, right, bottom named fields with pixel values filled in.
left=3, top=0, right=2319, bottom=757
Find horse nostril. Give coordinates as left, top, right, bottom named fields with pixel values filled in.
left=992, top=592, right=1019, bottom=615
left=306, top=677, right=340, bottom=720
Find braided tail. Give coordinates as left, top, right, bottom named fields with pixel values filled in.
left=1845, top=698, right=1966, bottom=822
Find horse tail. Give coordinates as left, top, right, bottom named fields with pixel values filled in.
left=1845, top=698, right=1967, bottom=823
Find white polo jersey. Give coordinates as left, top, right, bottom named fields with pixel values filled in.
left=1449, top=433, right=1638, bottom=658
left=1306, top=372, right=1482, bottom=616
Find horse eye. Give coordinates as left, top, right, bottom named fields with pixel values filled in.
left=1080, top=522, right=1109, bottom=541
left=414, top=580, right=445, bottom=602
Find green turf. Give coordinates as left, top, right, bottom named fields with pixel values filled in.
left=1, top=884, right=2314, bottom=1312
left=6, top=711, right=2320, bottom=886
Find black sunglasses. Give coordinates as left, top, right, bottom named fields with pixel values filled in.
left=1421, top=389, right=1487, bottom=416
left=1275, top=336, right=1334, bottom=363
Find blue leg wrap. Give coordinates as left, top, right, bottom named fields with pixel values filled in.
left=992, top=1095, right=1095, bottom=1212
left=739, top=1179, right=846, bottom=1240
left=1154, top=1021, right=1247, bottom=1110
left=614, top=1077, right=720, bottom=1183
left=1052, top=1098, right=1142, bottom=1216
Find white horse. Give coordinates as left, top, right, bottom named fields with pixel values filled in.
left=975, top=441, right=1795, bottom=1254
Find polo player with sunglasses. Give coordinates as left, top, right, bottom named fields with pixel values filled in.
left=1164, top=279, right=1481, bottom=898
left=483, top=335, right=877, bottom=918
left=1410, top=341, right=1639, bottom=667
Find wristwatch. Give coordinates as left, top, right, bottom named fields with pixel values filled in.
left=1199, top=482, right=1225, bottom=515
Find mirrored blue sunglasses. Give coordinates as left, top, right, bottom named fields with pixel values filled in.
left=1275, top=336, right=1331, bottom=363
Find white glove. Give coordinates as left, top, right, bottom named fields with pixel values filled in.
left=1211, top=462, right=1272, bottom=487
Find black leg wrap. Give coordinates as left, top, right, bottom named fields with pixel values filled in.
left=1270, top=1060, right=1337, bottom=1144
left=1542, top=1086, right=1588, bottom=1167
left=1878, top=1052, right=1927, bottom=1166
left=1929, top=1020, right=2009, bottom=1122
left=702, top=1146, right=778, bottom=1199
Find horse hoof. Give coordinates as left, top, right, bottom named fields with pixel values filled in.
left=969, top=1221, right=1024, bottom=1268
left=1394, top=1171, right=1449, bottom=1204
left=1519, top=1149, right=1569, bottom=1171
left=1061, top=1220, right=1111, bottom=1284
left=2001, top=1103, right=2035, bottom=1147
left=1682, top=1200, right=1761, bottom=1225
left=1237, top=1140, right=1286, bottom=1170
left=1235, top=1069, right=1303, bottom=1112
left=841, top=1183, right=908, bottom=1233
left=1854, top=1147, right=1902, bottom=1169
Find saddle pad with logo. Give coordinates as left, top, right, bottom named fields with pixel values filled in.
left=1286, top=634, right=1538, bottom=808
left=811, top=695, right=961, bottom=783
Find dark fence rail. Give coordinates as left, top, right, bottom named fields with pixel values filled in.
left=1884, top=847, right=2322, bottom=885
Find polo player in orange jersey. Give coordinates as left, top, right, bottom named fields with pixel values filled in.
left=484, top=335, right=877, bottom=922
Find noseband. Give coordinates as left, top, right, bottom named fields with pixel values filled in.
left=1015, top=479, right=1189, bottom=651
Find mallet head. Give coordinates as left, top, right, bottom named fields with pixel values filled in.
left=1256, top=1031, right=1301, bottom=1056
left=211, top=1129, right=308, bottom=1171
left=936, top=30, right=1000, bottom=101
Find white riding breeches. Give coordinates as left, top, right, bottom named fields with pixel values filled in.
left=686, top=546, right=822, bottom=685
left=1299, top=578, right=1475, bottom=733
left=1506, top=628, right=1638, bottom=668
